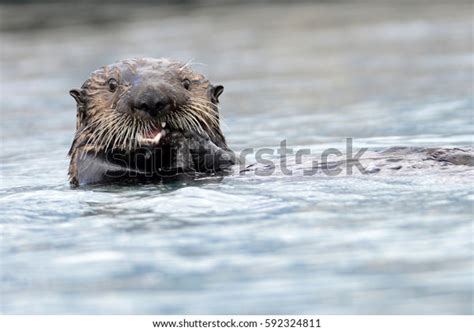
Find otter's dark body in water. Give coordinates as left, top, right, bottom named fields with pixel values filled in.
left=68, top=58, right=235, bottom=186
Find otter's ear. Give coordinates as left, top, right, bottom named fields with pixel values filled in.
left=69, top=89, right=84, bottom=106
left=211, top=85, right=224, bottom=103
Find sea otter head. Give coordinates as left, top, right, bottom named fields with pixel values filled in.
left=70, top=58, right=226, bottom=151
left=68, top=58, right=227, bottom=185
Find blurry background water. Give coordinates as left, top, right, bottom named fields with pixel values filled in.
left=0, top=0, right=473, bottom=314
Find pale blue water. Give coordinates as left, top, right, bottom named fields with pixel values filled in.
left=1, top=2, right=473, bottom=314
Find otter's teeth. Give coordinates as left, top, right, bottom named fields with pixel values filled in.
left=150, top=131, right=163, bottom=144
left=161, top=122, right=166, bottom=128
left=139, top=131, right=163, bottom=145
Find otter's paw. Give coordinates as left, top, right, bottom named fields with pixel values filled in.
left=186, top=131, right=236, bottom=173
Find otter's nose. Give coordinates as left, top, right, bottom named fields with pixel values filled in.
left=134, top=91, right=171, bottom=117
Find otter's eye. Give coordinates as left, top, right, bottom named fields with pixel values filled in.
left=107, top=78, right=118, bottom=92
left=182, top=79, right=191, bottom=90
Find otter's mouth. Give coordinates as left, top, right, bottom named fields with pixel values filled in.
left=137, top=121, right=167, bottom=146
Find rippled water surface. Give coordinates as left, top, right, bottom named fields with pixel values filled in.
left=1, top=2, right=473, bottom=314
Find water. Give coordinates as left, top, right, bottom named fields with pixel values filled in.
left=1, top=1, right=473, bottom=314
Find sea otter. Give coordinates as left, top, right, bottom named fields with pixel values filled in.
left=68, top=58, right=473, bottom=186
left=68, top=58, right=235, bottom=186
